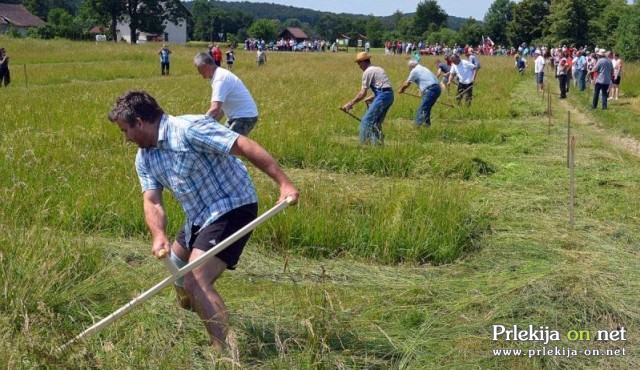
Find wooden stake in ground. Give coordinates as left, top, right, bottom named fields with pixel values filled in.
left=547, top=87, right=552, bottom=134
left=569, top=136, right=576, bottom=230
left=567, top=111, right=571, bottom=168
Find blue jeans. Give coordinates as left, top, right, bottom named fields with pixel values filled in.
left=578, top=70, right=586, bottom=91
left=416, top=84, right=441, bottom=126
left=360, top=90, right=394, bottom=145
left=592, top=83, right=609, bottom=109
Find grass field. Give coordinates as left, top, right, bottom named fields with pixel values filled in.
left=1, top=37, right=640, bottom=369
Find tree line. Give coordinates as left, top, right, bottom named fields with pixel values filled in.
left=5, top=0, right=640, bottom=60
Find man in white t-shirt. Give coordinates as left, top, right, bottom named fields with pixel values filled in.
left=448, top=53, right=477, bottom=106
left=534, top=49, right=546, bottom=93
left=194, top=52, right=259, bottom=136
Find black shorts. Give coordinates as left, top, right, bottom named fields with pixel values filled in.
left=613, top=76, right=621, bottom=85
left=176, top=203, right=258, bottom=270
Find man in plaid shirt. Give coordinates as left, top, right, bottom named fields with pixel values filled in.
left=108, top=90, right=299, bottom=351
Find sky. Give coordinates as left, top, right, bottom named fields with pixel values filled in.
left=224, top=0, right=495, bottom=20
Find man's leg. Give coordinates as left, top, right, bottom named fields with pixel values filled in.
left=456, top=83, right=465, bottom=104
left=602, top=83, right=609, bottom=109
left=184, top=252, right=229, bottom=350
left=592, top=83, right=601, bottom=108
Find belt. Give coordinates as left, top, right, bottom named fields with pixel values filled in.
left=377, top=87, right=392, bottom=92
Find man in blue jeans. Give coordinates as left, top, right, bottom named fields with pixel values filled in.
left=589, top=49, right=613, bottom=110
left=398, top=60, right=441, bottom=127
left=342, top=52, right=394, bottom=145
left=574, top=51, right=587, bottom=91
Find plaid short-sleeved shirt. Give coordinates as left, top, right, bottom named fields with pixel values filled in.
left=136, top=114, right=257, bottom=229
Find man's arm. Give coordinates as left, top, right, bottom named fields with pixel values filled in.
left=230, top=136, right=299, bottom=204
left=143, top=189, right=171, bottom=256
left=398, top=79, right=412, bottom=94
left=206, top=101, right=225, bottom=122
left=341, top=87, right=368, bottom=111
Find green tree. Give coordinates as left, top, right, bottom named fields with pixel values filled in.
left=191, top=0, right=213, bottom=41
left=597, top=0, right=629, bottom=50
left=426, top=28, right=459, bottom=46
left=506, top=0, right=550, bottom=46
left=543, top=0, right=588, bottom=46
left=395, top=16, right=415, bottom=40
left=47, top=7, right=80, bottom=38
left=483, top=0, right=515, bottom=46
left=458, top=18, right=484, bottom=46
left=88, top=0, right=125, bottom=42
left=414, top=0, right=448, bottom=34
left=247, top=18, right=278, bottom=41
left=282, top=18, right=302, bottom=28
left=365, top=16, right=383, bottom=47
left=615, top=2, right=640, bottom=60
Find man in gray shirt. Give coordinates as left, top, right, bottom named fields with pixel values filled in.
left=590, top=49, right=614, bottom=110
left=398, top=60, right=441, bottom=127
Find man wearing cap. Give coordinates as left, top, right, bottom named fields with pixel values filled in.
left=398, top=60, right=441, bottom=127
left=589, top=49, right=614, bottom=110
left=448, top=53, right=477, bottom=106
left=342, top=52, right=394, bottom=145
left=534, top=49, right=546, bottom=93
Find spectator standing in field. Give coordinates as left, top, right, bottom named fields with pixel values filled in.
left=256, top=48, right=266, bottom=66
left=556, top=58, right=569, bottom=99
left=589, top=49, right=614, bottom=110
left=575, top=50, right=587, bottom=91
left=514, top=54, right=527, bottom=75
left=108, top=90, right=299, bottom=351
left=341, top=52, right=394, bottom=145
left=571, top=51, right=580, bottom=88
left=611, top=53, right=622, bottom=100
left=398, top=60, right=441, bottom=127
left=211, top=44, right=222, bottom=67
left=448, top=53, right=477, bottom=106
left=435, top=58, right=451, bottom=92
left=158, top=44, right=171, bottom=76
left=0, top=47, right=11, bottom=87
left=225, top=48, right=235, bottom=70
left=194, top=52, right=259, bottom=136
left=465, top=50, right=481, bottom=82
left=534, top=49, right=545, bottom=93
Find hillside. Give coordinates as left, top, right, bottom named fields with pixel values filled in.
left=182, top=0, right=470, bottom=31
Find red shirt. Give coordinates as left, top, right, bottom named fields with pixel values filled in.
left=213, top=48, right=222, bottom=62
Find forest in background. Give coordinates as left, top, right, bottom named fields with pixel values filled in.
left=2, top=0, right=640, bottom=59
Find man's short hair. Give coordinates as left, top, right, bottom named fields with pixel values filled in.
left=194, top=52, right=215, bottom=67
left=408, top=60, right=418, bottom=67
left=108, top=90, right=164, bottom=127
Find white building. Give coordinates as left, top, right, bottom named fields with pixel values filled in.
left=116, top=17, right=187, bottom=44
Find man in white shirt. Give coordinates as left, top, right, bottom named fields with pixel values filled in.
left=194, top=52, right=259, bottom=136
left=448, top=53, right=477, bottom=106
left=534, top=49, right=546, bottom=93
